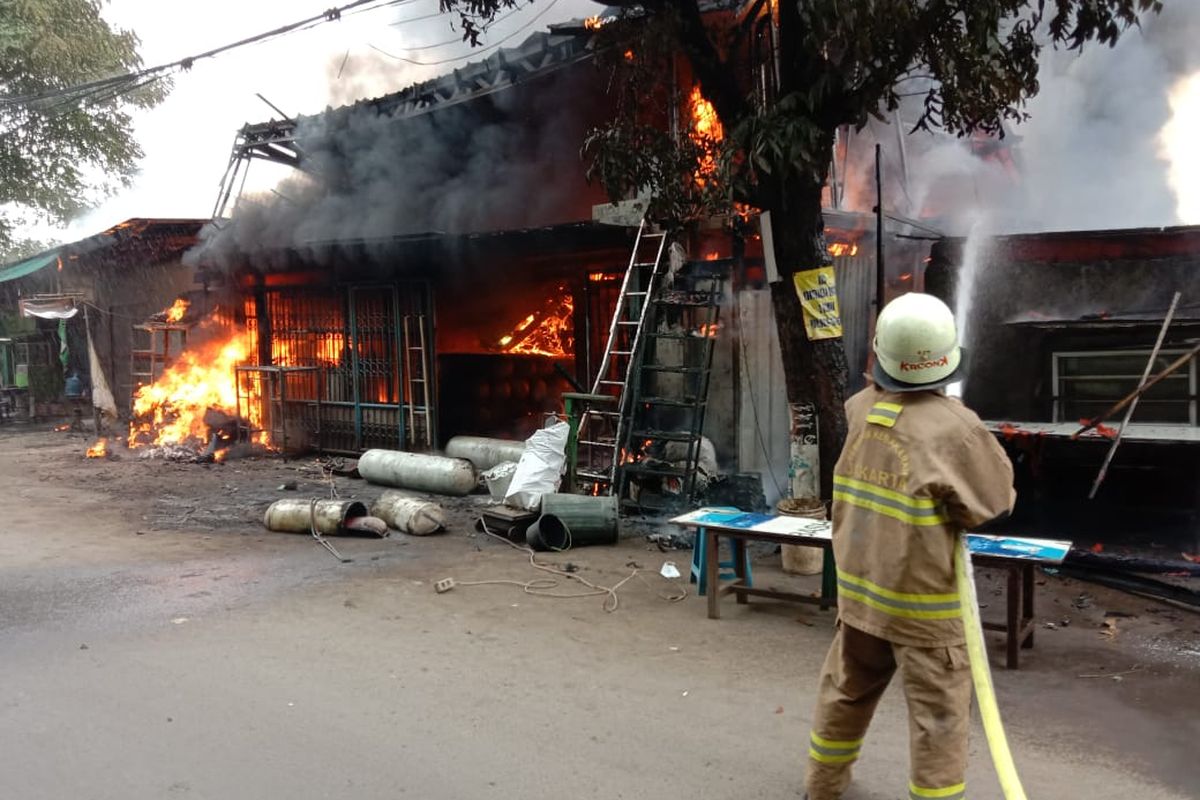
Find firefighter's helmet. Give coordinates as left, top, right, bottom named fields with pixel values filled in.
left=872, top=292, right=966, bottom=392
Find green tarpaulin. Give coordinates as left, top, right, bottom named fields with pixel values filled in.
left=0, top=250, right=59, bottom=284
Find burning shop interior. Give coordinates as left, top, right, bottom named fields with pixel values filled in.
left=927, top=226, right=1200, bottom=549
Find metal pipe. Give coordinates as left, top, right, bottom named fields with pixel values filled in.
left=1088, top=291, right=1181, bottom=498
left=444, top=436, right=525, bottom=471
left=875, top=142, right=885, bottom=318
left=263, top=498, right=368, bottom=535
left=357, top=448, right=477, bottom=496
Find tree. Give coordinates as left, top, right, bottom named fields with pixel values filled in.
left=0, top=0, right=165, bottom=258
left=439, top=0, right=1161, bottom=498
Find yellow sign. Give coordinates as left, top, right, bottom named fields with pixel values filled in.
left=793, top=266, right=843, bottom=340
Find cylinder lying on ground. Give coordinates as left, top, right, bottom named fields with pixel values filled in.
left=358, top=449, right=477, bottom=496
left=445, top=436, right=525, bottom=471
left=370, top=490, right=446, bottom=535
left=263, top=499, right=370, bottom=536
left=526, top=494, right=619, bottom=551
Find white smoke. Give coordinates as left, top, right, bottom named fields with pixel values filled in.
left=839, top=3, right=1200, bottom=235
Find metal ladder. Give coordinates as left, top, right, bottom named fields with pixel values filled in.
left=575, top=219, right=669, bottom=494
left=617, top=266, right=723, bottom=513
left=401, top=314, right=433, bottom=450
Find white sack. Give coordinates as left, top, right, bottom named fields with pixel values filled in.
left=503, top=421, right=570, bottom=511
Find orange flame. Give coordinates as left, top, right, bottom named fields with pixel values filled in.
left=620, top=438, right=655, bottom=465
left=55, top=423, right=71, bottom=432
left=584, top=15, right=604, bottom=30
left=129, top=316, right=265, bottom=448
left=316, top=334, right=345, bottom=366
left=828, top=242, right=859, bottom=257
left=86, top=438, right=109, bottom=458
left=164, top=298, right=190, bottom=323
left=697, top=322, right=721, bottom=338
left=689, top=86, right=724, bottom=187
left=704, top=251, right=720, bottom=261
left=498, top=286, right=575, bottom=358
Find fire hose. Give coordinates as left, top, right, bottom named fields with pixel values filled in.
left=955, top=536, right=1028, bottom=800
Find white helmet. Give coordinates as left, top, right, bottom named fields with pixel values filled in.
left=872, top=293, right=965, bottom=392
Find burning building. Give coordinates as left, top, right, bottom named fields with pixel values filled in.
left=2, top=7, right=927, bottom=508
left=0, top=219, right=207, bottom=423
left=927, top=226, right=1200, bottom=546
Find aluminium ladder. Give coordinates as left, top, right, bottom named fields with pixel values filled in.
left=575, top=219, right=669, bottom=494
left=401, top=313, right=433, bottom=450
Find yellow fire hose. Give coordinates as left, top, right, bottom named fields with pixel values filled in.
left=955, top=536, right=1029, bottom=800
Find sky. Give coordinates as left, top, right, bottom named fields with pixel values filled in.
left=27, top=0, right=1200, bottom=244
left=35, top=0, right=601, bottom=242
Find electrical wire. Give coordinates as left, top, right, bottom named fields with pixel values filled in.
left=462, top=516, right=688, bottom=612
left=0, top=0, right=409, bottom=110
left=386, top=3, right=530, bottom=52
left=368, top=0, right=561, bottom=67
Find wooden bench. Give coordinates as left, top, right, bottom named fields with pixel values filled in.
left=672, top=508, right=1071, bottom=670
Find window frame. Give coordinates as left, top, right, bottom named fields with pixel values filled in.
left=1051, top=348, right=1197, bottom=426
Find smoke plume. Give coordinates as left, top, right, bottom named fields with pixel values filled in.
left=839, top=3, right=1200, bottom=235
left=189, top=71, right=595, bottom=269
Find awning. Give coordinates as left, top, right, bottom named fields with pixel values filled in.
left=0, top=250, right=59, bottom=283
left=20, top=295, right=79, bottom=319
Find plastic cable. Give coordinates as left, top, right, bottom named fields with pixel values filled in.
left=955, top=536, right=1028, bottom=800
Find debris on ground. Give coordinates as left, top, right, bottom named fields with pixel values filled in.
left=1078, top=665, right=1142, bottom=681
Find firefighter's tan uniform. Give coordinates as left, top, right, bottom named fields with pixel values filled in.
left=805, top=384, right=1015, bottom=800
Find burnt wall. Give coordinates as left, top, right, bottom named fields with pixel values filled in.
left=52, top=259, right=203, bottom=416
left=928, top=238, right=1200, bottom=421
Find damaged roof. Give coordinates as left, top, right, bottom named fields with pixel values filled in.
left=235, top=21, right=600, bottom=168
left=1005, top=304, right=1200, bottom=329
left=934, top=224, right=1200, bottom=265
left=0, top=219, right=207, bottom=284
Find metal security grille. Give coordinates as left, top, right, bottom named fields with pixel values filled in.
left=243, top=282, right=435, bottom=454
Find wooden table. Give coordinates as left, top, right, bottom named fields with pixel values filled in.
left=672, top=509, right=1071, bottom=671
left=966, top=534, right=1072, bottom=670
left=671, top=509, right=836, bottom=620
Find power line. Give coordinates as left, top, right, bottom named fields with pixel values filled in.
left=369, top=0, right=562, bottom=67
left=389, top=3, right=530, bottom=52
left=0, top=0, right=413, bottom=110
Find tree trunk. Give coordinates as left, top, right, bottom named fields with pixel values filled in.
left=766, top=178, right=849, bottom=502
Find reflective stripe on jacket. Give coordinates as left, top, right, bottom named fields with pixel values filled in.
left=831, top=385, right=1015, bottom=647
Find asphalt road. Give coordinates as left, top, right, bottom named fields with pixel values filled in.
left=1, top=429, right=1196, bottom=800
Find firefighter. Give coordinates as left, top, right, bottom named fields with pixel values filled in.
left=804, top=292, right=1015, bottom=800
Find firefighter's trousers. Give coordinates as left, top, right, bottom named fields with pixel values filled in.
left=805, top=623, right=971, bottom=800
